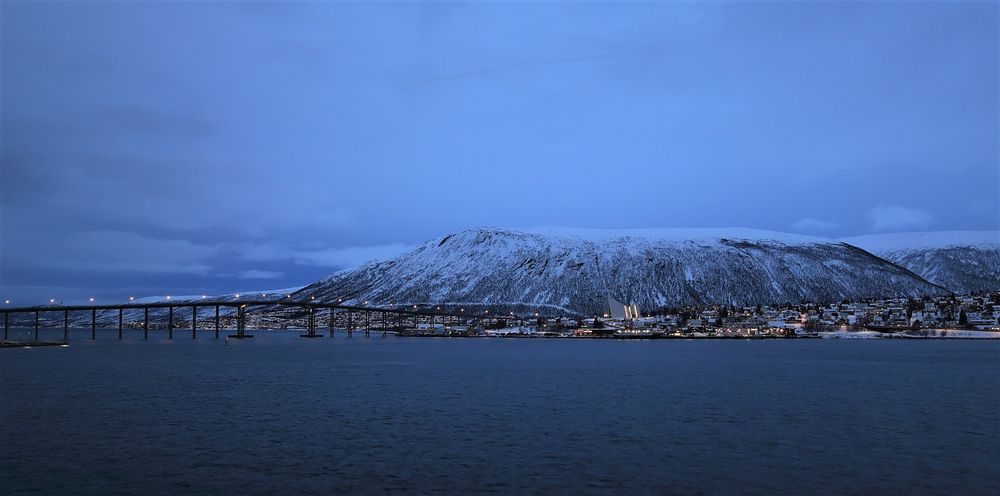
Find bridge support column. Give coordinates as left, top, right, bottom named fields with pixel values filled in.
left=118, top=308, right=123, bottom=340
left=329, top=308, right=335, bottom=338
left=301, top=307, right=321, bottom=338
left=91, top=309, right=96, bottom=340
left=34, top=310, right=39, bottom=341
left=365, top=310, right=370, bottom=337
left=214, top=305, right=220, bottom=339
left=144, top=307, right=149, bottom=339
left=192, top=306, right=197, bottom=339
left=228, top=306, right=253, bottom=338
left=3, top=312, right=8, bottom=340
left=168, top=306, right=173, bottom=339
left=382, top=311, right=387, bottom=336
left=64, top=310, right=69, bottom=342
left=347, top=311, right=353, bottom=337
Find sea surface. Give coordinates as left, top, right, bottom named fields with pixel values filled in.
left=1, top=329, right=998, bottom=495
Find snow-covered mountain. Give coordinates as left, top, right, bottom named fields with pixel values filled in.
left=298, top=227, right=947, bottom=316
left=842, top=231, right=1000, bottom=294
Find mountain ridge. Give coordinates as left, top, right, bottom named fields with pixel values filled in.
left=842, top=231, right=1000, bottom=293
left=299, top=227, right=950, bottom=316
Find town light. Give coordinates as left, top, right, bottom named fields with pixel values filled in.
left=89, top=297, right=95, bottom=302
left=50, top=298, right=55, bottom=303
left=235, top=294, right=240, bottom=298
left=166, top=296, right=171, bottom=300
left=129, top=296, right=135, bottom=301
left=4, top=300, right=9, bottom=304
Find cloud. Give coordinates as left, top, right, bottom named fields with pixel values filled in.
left=402, top=48, right=669, bottom=89
left=792, top=217, right=837, bottom=232
left=236, top=269, right=284, bottom=279
left=295, top=243, right=414, bottom=267
left=238, top=242, right=413, bottom=268
left=60, top=230, right=222, bottom=274
left=868, top=205, right=933, bottom=232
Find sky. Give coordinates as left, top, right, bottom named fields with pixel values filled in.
left=1, top=1, right=998, bottom=304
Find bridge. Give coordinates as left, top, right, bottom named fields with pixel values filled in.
left=1, top=299, right=526, bottom=345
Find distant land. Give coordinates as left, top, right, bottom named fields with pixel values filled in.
left=35, top=228, right=1000, bottom=325
left=841, top=231, right=1000, bottom=294
left=294, top=228, right=999, bottom=316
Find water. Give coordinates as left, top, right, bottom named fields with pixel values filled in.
left=2, top=330, right=998, bottom=495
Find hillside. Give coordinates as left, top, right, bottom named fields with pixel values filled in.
left=298, top=227, right=947, bottom=316
left=842, top=231, right=1000, bottom=293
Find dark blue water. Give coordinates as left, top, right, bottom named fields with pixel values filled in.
left=2, top=330, right=998, bottom=495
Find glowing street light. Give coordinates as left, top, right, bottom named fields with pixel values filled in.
left=129, top=296, right=135, bottom=301
left=50, top=298, right=55, bottom=304
left=166, top=296, right=172, bottom=300
left=89, top=297, right=95, bottom=302
left=4, top=300, right=9, bottom=304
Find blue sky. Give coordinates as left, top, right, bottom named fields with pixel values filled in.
left=2, top=1, right=997, bottom=304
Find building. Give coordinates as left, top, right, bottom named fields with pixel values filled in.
left=607, top=296, right=640, bottom=320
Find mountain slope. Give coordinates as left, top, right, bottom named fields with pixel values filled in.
left=299, top=227, right=947, bottom=316
left=842, top=231, right=1000, bottom=293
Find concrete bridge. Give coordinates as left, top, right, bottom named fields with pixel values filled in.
left=1, top=300, right=523, bottom=344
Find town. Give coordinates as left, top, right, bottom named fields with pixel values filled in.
left=333, top=291, right=1000, bottom=339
